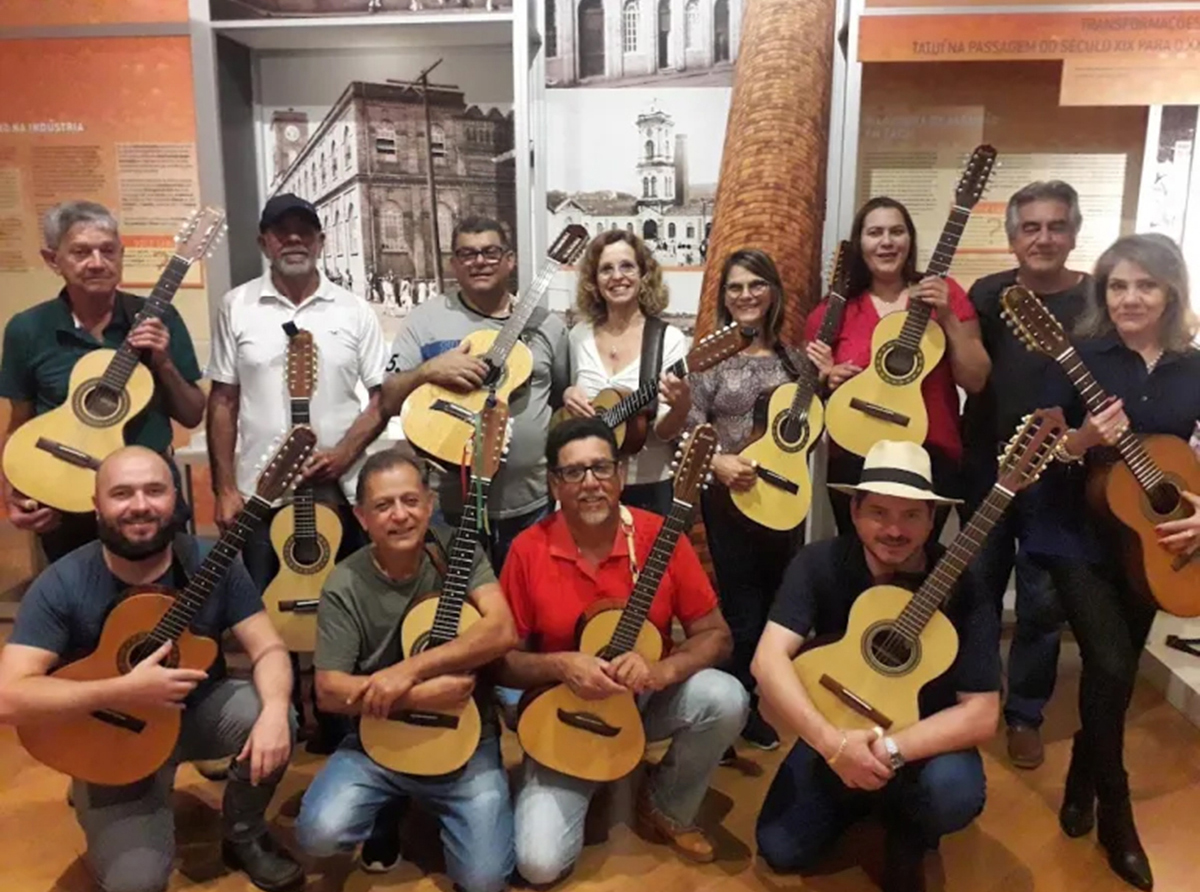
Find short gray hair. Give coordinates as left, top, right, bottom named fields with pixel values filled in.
left=1004, top=181, right=1082, bottom=242
left=43, top=200, right=119, bottom=250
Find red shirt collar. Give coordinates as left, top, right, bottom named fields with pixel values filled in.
left=546, top=511, right=627, bottom=564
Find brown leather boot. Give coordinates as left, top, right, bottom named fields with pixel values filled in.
left=635, top=787, right=715, bottom=863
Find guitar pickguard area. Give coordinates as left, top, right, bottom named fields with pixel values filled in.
left=875, top=341, right=924, bottom=386
left=72, top=379, right=131, bottom=427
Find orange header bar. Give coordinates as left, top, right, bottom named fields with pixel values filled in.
left=860, top=11, right=1200, bottom=62
left=0, top=1, right=187, bottom=27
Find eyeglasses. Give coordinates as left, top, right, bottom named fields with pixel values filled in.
left=598, top=261, right=639, bottom=279
left=550, top=460, right=619, bottom=484
left=725, top=281, right=771, bottom=298
left=453, top=246, right=507, bottom=264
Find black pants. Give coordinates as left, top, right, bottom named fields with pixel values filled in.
left=826, top=446, right=962, bottom=539
left=622, top=479, right=674, bottom=516
left=701, top=487, right=801, bottom=703
left=1038, top=555, right=1157, bottom=800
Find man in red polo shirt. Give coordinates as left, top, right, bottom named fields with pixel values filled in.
left=499, top=417, right=747, bottom=885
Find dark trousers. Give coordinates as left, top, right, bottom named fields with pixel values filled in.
left=826, top=446, right=962, bottom=540
left=1038, top=555, right=1157, bottom=801
left=756, top=739, right=986, bottom=872
left=701, top=487, right=800, bottom=704
left=622, top=479, right=674, bottom=516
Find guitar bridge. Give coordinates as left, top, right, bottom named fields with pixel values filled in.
left=278, top=599, right=320, bottom=613
left=396, top=710, right=460, bottom=730
left=36, top=438, right=103, bottom=470
left=848, top=399, right=910, bottom=427
left=818, top=674, right=893, bottom=729
left=431, top=400, right=477, bottom=424
left=556, top=708, right=621, bottom=738
left=90, top=708, right=147, bottom=733
left=755, top=466, right=800, bottom=495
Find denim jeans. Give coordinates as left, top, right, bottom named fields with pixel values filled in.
left=756, top=740, right=986, bottom=872
left=514, top=668, right=748, bottom=885
left=296, top=733, right=514, bottom=892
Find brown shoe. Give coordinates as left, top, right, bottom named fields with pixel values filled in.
left=635, top=788, right=715, bottom=863
left=1006, top=724, right=1044, bottom=770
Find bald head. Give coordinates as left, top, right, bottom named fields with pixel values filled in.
left=94, top=447, right=178, bottom=561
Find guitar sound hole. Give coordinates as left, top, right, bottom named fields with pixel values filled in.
left=292, top=539, right=322, bottom=566
left=83, top=385, right=122, bottom=420
left=1147, top=481, right=1181, bottom=517
left=883, top=347, right=915, bottom=379
left=122, top=635, right=178, bottom=672
left=867, top=627, right=914, bottom=671
left=777, top=414, right=806, bottom=446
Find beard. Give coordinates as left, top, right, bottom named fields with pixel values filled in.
left=97, top=511, right=178, bottom=561
left=273, top=251, right=316, bottom=278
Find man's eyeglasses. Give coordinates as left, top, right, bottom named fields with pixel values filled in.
left=550, top=460, right=619, bottom=484
left=453, top=246, right=507, bottom=264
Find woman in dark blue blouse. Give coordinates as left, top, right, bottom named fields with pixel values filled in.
left=1027, top=233, right=1199, bottom=891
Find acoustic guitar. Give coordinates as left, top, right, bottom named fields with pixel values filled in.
left=516, top=425, right=718, bottom=782
left=402, top=224, right=588, bottom=466
left=825, top=146, right=997, bottom=457
left=359, top=396, right=511, bottom=776
left=3, top=207, right=227, bottom=513
left=262, top=325, right=344, bottom=652
left=792, top=409, right=1065, bottom=732
left=550, top=322, right=755, bottom=456
left=1001, top=285, right=1200, bottom=616
left=731, top=242, right=851, bottom=531
left=18, top=427, right=316, bottom=786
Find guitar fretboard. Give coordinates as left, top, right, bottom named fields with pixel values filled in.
left=99, top=255, right=192, bottom=394
left=896, top=206, right=971, bottom=353
left=787, top=291, right=849, bottom=421
left=599, top=358, right=687, bottom=429
left=428, top=480, right=491, bottom=647
left=146, top=495, right=275, bottom=646
left=289, top=398, right=318, bottom=547
left=1057, top=347, right=1165, bottom=492
left=481, top=259, right=563, bottom=368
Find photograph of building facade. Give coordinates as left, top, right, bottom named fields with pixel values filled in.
left=548, top=102, right=715, bottom=268
left=545, top=0, right=742, bottom=88
left=214, top=0, right=511, bottom=17
left=268, top=79, right=515, bottom=332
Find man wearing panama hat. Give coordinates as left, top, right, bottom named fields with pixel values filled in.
left=750, top=440, right=1001, bottom=892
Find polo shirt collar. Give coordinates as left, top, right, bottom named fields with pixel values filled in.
left=257, top=271, right=337, bottom=308
left=1094, top=331, right=1188, bottom=369
left=841, top=534, right=940, bottom=592
left=54, top=287, right=137, bottom=335
left=547, top=511, right=626, bottom=564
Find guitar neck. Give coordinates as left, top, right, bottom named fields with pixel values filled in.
left=148, top=495, right=275, bottom=645
left=1058, top=348, right=1165, bottom=491
left=604, top=500, right=691, bottom=657
left=289, top=399, right=318, bottom=542
left=896, top=486, right=1012, bottom=635
left=100, top=255, right=192, bottom=393
left=480, top=258, right=562, bottom=367
left=896, top=206, right=971, bottom=352
left=427, top=479, right=492, bottom=647
left=600, top=357, right=686, bottom=430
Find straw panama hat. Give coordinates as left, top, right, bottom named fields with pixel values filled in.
left=828, top=440, right=962, bottom=505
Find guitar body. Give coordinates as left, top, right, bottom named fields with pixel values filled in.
left=731, top=384, right=823, bottom=530
left=791, top=585, right=958, bottom=733
left=359, top=596, right=484, bottom=776
left=17, top=591, right=219, bottom=785
left=549, top=387, right=652, bottom=457
left=3, top=350, right=154, bottom=513
left=402, top=331, right=534, bottom=466
left=517, top=602, right=663, bottom=782
left=825, top=311, right=945, bottom=457
left=1094, top=435, right=1200, bottom=616
left=261, top=500, right=344, bottom=651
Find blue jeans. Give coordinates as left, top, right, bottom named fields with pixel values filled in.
left=757, top=740, right=986, bottom=872
left=295, top=734, right=514, bottom=892
left=514, top=668, right=748, bottom=885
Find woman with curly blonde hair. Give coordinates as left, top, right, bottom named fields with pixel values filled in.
left=562, top=229, right=690, bottom=514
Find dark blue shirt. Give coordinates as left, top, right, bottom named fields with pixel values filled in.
left=1024, top=335, right=1200, bottom=562
left=769, top=535, right=1001, bottom=718
left=10, top=537, right=263, bottom=698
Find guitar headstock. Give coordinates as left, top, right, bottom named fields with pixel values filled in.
left=997, top=408, right=1067, bottom=494
left=671, top=425, right=719, bottom=506
left=254, top=427, right=318, bottom=502
left=1000, top=285, right=1071, bottom=357
left=829, top=239, right=851, bottom=299
left=548, top=224, right=589, bottom=266
left=285, top=328, right=317, bottom=399
left=687, top=323, right=756, bottom=373
left=954, top=145, right=997, bottom=209
left=468, top=394, right=511, bottom=480
left=174, top=207, right=228, bottom=264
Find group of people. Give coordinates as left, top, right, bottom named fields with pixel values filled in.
left=0, top=179, right=1195, bottom=892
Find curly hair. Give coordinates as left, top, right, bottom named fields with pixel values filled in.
left=574, top=229, right=669, bottom=325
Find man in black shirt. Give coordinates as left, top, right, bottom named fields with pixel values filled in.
left=960, top=180, right=1090, bottom=770
left=753, top=441, right=1000, bottom=892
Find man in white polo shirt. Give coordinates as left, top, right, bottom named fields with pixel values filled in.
left=206, top=194, right=388, bottom=750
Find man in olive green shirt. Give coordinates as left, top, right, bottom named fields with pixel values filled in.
left=0, top=200, right=204, bottom=561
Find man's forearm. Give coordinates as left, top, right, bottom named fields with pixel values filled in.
left=0, top=674, right=135, bottom=726
left=332, top=388, right=386, bottom=463
left=752, top=649, right=843, bottom=759
left=890, top=694, right=999, bottom=762
left=206, top=387, right=240, bottom=493
left=154, top=360, right=206, bottom=428
left=401, top=611, right=517, bottom=681
left=654, top=628, right=728, bottom=687
left=251, top=645, right=293, bottom=714
left=497, top=650, right=569, bottom=689
left=314, top=670, right=367, bottom=716
left=380, top=366, right=430, bottom=420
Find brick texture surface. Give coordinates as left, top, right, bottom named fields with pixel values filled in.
left=694, top=0, right=836, bottom=346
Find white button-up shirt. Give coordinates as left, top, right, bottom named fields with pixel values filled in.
left=207, top=272, right=387, bottom=502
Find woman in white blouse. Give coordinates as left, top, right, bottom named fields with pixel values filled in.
left=562, top=230, right=691, bottom=514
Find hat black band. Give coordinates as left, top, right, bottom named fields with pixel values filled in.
left=858, top=467, right=936, bottom=492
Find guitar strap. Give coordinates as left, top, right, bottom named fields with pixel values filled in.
left=772, top=340, right=804, bottom=382
left=423, top=527, right=451, bottom=578
left=618, top=505, right=639, bottom=586
left=640, top=316, right=668, bottom=417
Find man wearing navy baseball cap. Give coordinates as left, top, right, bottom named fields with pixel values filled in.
left=258, top=193, right=322, bottom=233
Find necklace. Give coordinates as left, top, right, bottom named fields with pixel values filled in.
left=1145, top=349, right=1164, bottom=374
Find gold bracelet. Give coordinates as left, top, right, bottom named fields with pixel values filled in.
left=827, top=733, right=849, bottom=766
left=1054, top=432, right=1085, bottom=465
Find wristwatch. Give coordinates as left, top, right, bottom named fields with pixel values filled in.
left=883, top=735, right=906, bottom=770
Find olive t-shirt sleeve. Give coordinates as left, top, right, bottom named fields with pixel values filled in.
left=314, top=574, right=363, bottom=674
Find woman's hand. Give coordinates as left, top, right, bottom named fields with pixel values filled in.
left=806, top=342, right=834, bottom=380
left=909, top=275, right=951, bottom=323
left=562, top=385, right=595, bottom=418
left=712, top=453, right=758, bottom=492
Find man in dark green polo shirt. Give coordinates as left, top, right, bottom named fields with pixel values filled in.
left=0, top=200, right=205, bottom=561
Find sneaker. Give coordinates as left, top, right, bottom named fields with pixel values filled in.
left=741, top=711, right=780, bottom=751
left=222, top=834, right=304, bottom=892
left=1006, top=723, right=1044, bottom=770
left=360, top=801, right=405, bottom=873
left=719, top=746, right=737, bottom=766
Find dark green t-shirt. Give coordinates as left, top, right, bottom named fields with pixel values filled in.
left=0, top=290, right=202, bottom=454
left=314, top=529, right=499, bottom=730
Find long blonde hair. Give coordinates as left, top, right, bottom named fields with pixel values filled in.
left=574, top=230, right=668, bottom=325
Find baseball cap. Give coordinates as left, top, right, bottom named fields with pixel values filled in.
left=259, top=193, right=321, bottom=232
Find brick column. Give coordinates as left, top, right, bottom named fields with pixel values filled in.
left=694, top=0, right=836, bottom=346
